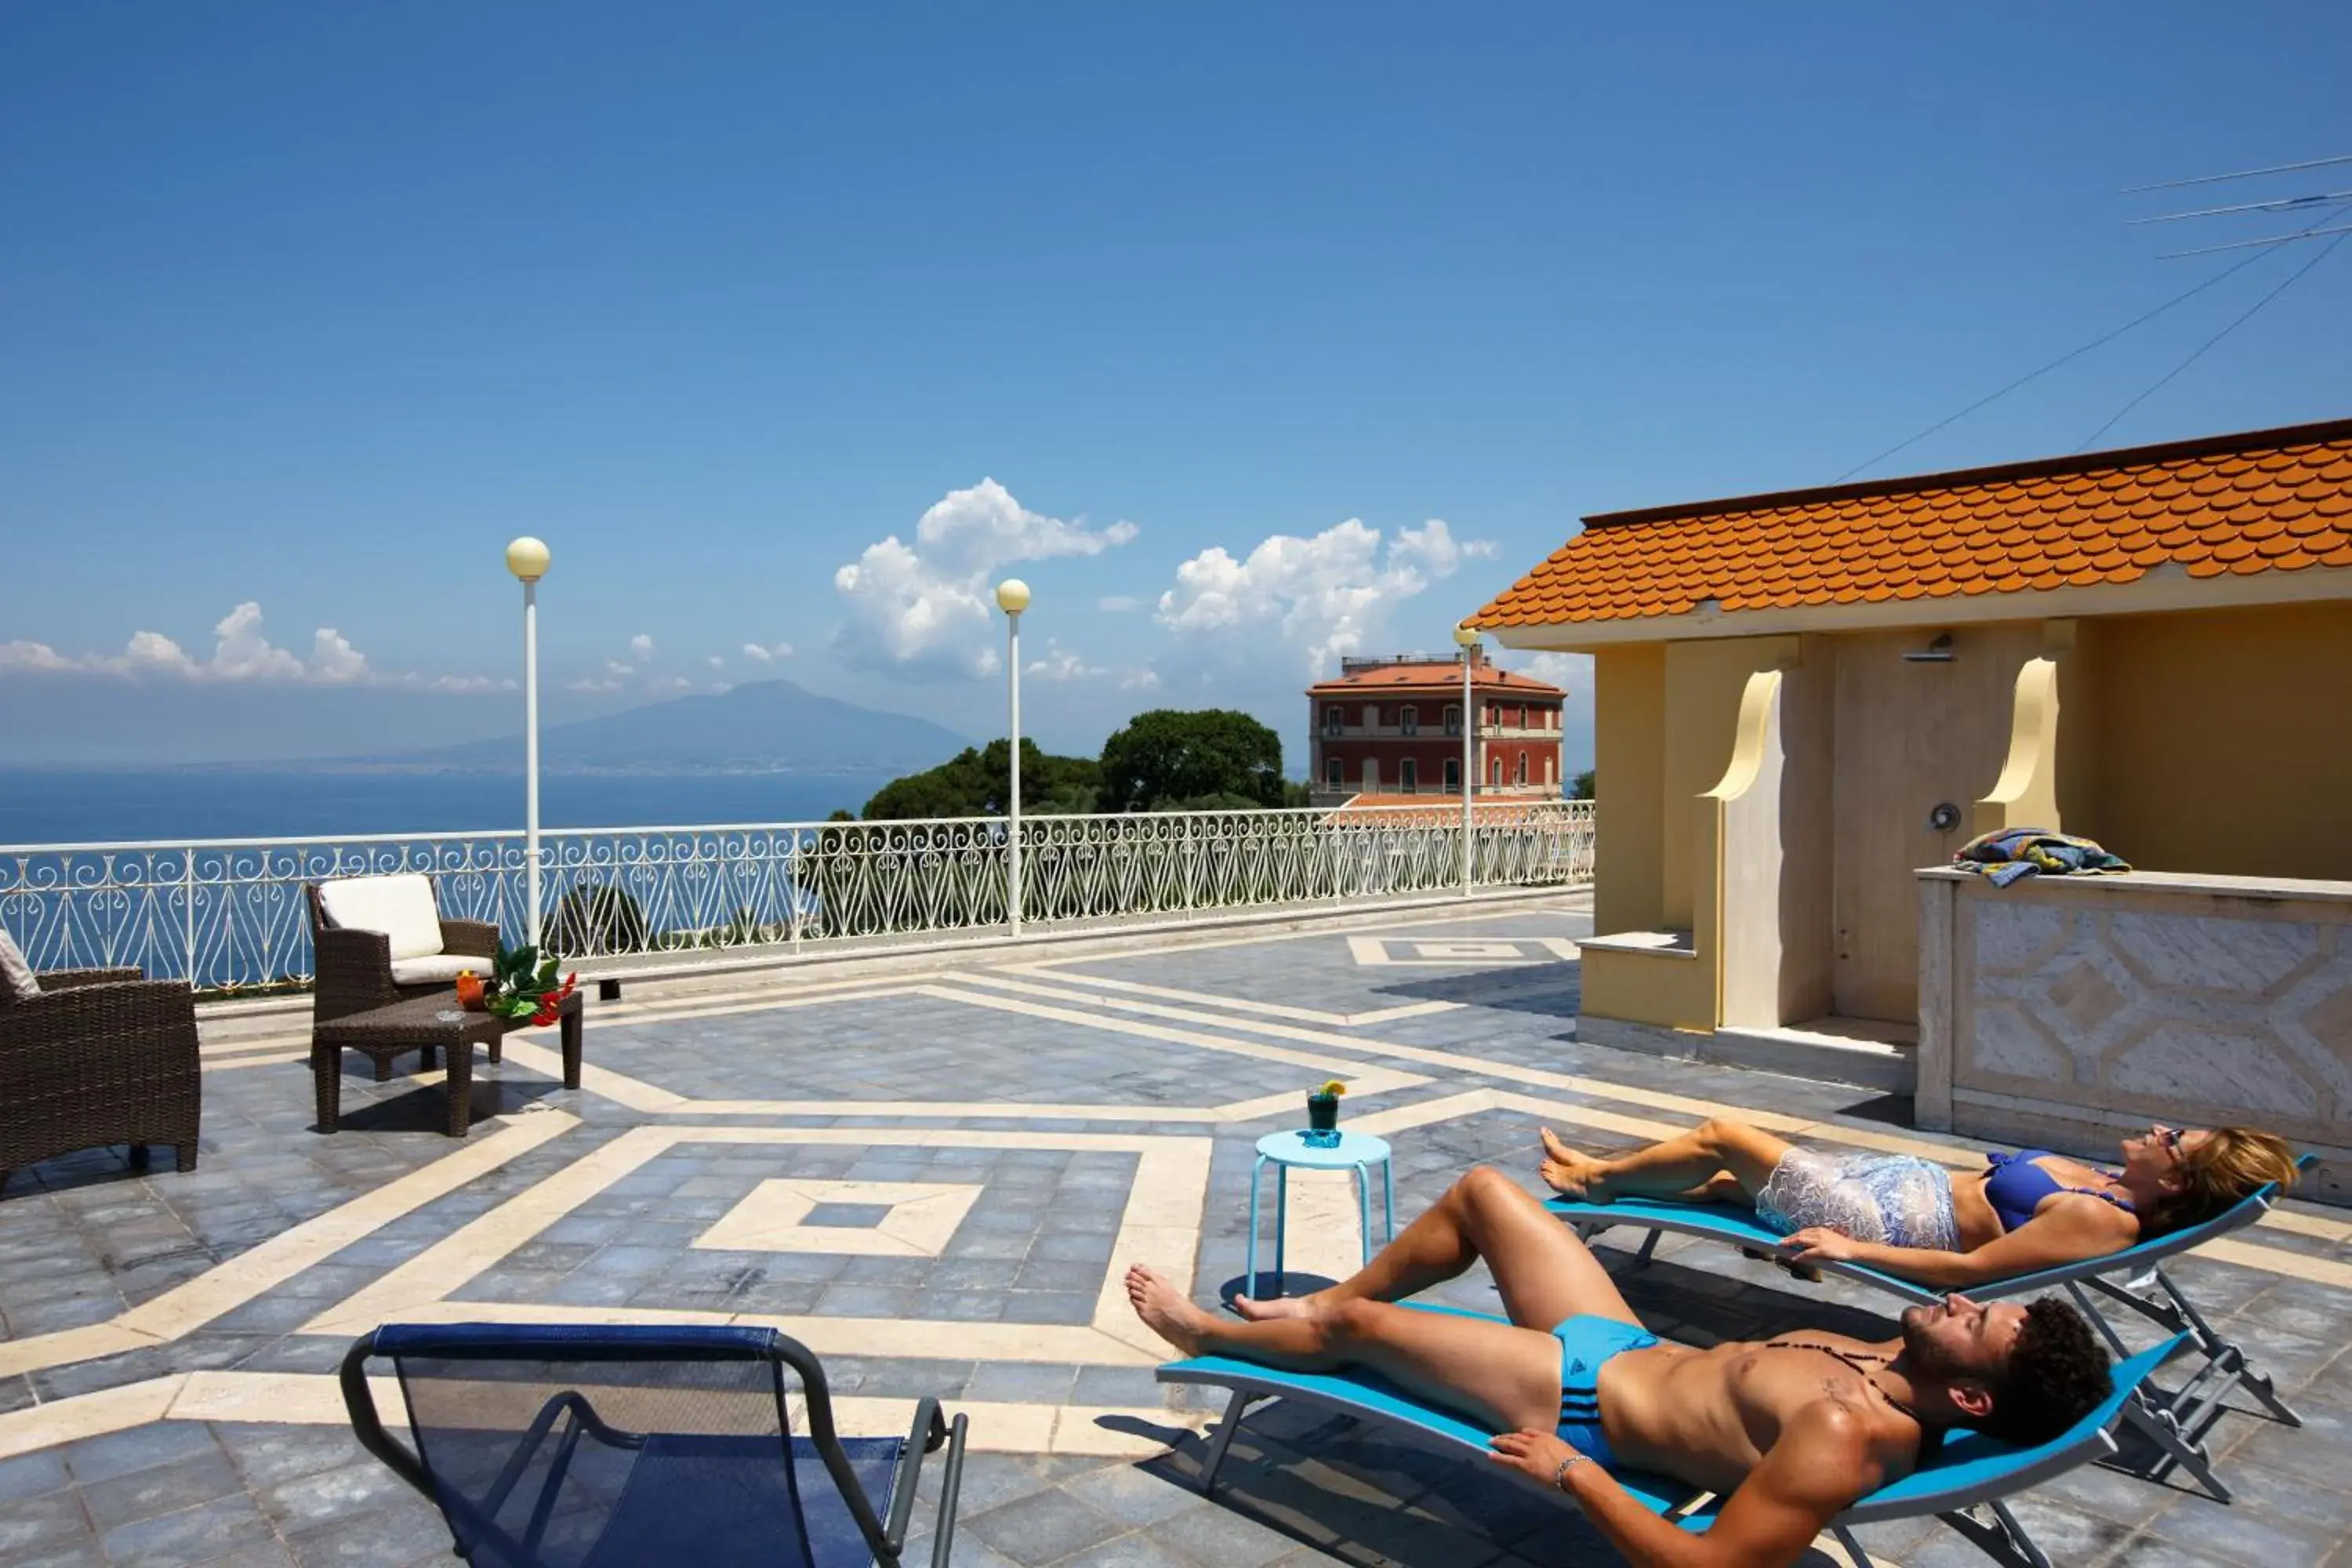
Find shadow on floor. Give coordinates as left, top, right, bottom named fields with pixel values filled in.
left=1370, top=967, right=1584, bottom=1021
left=318, top=1076, right=564, bottom=1135
left=1120, top=1398, right=1860, bottom=1567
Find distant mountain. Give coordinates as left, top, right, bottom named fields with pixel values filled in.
left=365, top=679, right=971, bottom=776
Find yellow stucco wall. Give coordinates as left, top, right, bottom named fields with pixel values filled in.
left=2078, top=601, right=2352, bottom=880
left=1592, top=644, right=1665, bottom=936
left=1580, top=596, right=2352, bottom=1036
left=1659, top=637, right=1798, bottom=929
left=1587, top=637, right=1796, bottom=1032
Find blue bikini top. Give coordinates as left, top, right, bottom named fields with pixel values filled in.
left=1983, top=1149, right=2136, bottom=1232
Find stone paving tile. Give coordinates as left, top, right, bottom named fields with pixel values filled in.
left=963, top=1485, right=1132, bottom=1562
left=2, top=899, right=2347, bottom=1565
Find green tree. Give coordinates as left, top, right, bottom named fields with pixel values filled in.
left=546, top=883, right=650, bottom=956
left=861, top=739, right=1102, bottom=820
left=1570, top=769, right=1595, bottom=801
left=1098, top=709, right=1285, bottom=811
left=862, top=759, right=990, bottom=820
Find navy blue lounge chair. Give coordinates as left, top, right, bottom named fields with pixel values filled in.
left=1159, top=1301, right=2188, bottom=1568
left=342, top=1323, right=967, bottom=1568
left=1545, top=1152, right=2318, bottom=1501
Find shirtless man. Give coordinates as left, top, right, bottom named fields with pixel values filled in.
left=1126, top=1165, right=2111, bottom=1568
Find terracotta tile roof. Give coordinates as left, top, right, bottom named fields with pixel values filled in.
left=1307, top=659, right=1564, bottom=698
left=1472, top=418, right=2352, bottom=630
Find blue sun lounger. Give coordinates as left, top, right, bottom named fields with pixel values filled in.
left=342, top=1323, right=968, bottom=1568
left=1159, top=1302, right=2187, bottom=1568
left=1545, top=1152, right=2317, bottom=1502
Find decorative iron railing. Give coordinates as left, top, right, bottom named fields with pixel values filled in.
left=0, top=801, right=1594, bottom=993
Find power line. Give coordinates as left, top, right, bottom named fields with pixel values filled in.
left=2159, top=221, right=2352, bottom=260
left=1830, top=231, right=2311, bottom=482
left=2129, top=189, right=2352, bottom=225
left=2075, top=219, right=2352, bottom=452
left=2121, top=153, right=2352, bottom=193
left=1835, top=194, right=2352, bottom=482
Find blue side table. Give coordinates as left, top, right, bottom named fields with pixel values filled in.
left=1245, top=1129, right=1396, bottom=1299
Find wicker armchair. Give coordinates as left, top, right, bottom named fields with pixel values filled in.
left=0, top=967, right=201, bottom=1186
left=304, top=880, right=500, bottom=1025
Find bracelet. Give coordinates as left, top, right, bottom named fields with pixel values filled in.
left=1552, top=1454, right=1592, bottom=1492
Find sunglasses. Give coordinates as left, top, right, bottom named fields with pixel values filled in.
left=2150, top=1124, right=2184, bottom=1155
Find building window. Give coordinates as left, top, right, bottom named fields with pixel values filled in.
left=1400, top=758, right=1418, bottom=793
left=1400, top=705, right=1418, bottom=736
left=1363, top=703, right=1378, bottom=731
left=1323, top=706, right=1343, bottom=737
left=1490, top=757, right=1502, bottom=787
left=1515, top=752, right=1528, bottom=786
left=1444, top=757, right=1461, bottom=793
left=1516, top=704, right=1529, bottom=729
left=1363, top=757, right=1380, bottom=792
left=1546, top=754, right=1557, bottom=785
left=1326, top=757, right=1343, bottom=788
left=1443, top=703, right=1461, bottom=736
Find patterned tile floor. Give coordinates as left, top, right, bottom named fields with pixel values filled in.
left=3, top=895, right=2350, bottom=1566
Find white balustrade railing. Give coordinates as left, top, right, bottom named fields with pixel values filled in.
left=0, top=800, right=1594, bottom=993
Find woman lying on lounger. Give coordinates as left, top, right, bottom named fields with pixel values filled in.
left=1537, top=1117, right=2297, bottom=1287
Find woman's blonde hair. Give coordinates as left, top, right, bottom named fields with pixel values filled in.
left=2154, top=1127, right=2299, bottom=1234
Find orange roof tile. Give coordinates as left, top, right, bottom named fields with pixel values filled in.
left=1472, top=419, right=2352, bottom=630
left=1305, top=658, right=1566, bottom=699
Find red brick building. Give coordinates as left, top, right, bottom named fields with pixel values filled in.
left=1306, top=653, right=1566, bottom=799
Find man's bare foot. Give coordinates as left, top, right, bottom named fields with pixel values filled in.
left=1538, top=1127, right=1613, bottom=1202
left=1232, top=1292, right=1319, bottom=1322
left=1127, top=1265, right=1215, bottom=1356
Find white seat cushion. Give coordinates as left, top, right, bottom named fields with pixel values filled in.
left=318, top=874, right=445, bottom=960
left=0, top=926, right=38, bottom=1003
left=388, top=953, right=483, bottom=987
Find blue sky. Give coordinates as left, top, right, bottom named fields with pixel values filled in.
left=3, top=3, right=2349, bottom=766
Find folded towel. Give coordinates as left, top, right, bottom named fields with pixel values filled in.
left=1954, top=828, right=2131, bottom=887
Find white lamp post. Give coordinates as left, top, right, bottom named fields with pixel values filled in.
left=1454, top=622, right=1479, bottom=898
left=505, top=536, right=552, bottom=948
left=996, top=579, right=1031, bottom=935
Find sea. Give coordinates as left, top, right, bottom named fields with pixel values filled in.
left=0, top=768, right=886, bottom=846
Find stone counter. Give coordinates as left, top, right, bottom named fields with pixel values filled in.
left=1916, top=866, right=2352, bottom=1203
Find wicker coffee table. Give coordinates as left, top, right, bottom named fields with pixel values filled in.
left=312, top=990, right=584, bottom=1138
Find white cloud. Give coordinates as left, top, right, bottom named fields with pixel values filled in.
left=1156, top=517, right=1493, bottom=677
left=628, top=633, right=655, bottom=662
left=604, top=659, right=633, bottom=677
left=0, top=603, right=522, bottom=693
left=707, top=655, right=725, bottom=669
left=1119, top=669, right=1162, bottom=691
left=121, top=630, right=201, bottom=677
left=1096, top=594, right=1144, bottom=613
left=568, top=676, right=625, bottom=694
left=740, top=641, right=793, bottom=662
left=0, top=640, right=79, bottom=673
left=1023, top=639, right=1107, bottom=682
left=833, top=478, right=1139, bottom=679
left=1502, top=651, right=1592, bottom=693
left=204, top=602, right=306, bottom=681
left=308, top=628, right=369, bottom=684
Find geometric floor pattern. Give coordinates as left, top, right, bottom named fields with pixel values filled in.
left=2, top=893, right=2350, bottom=1566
